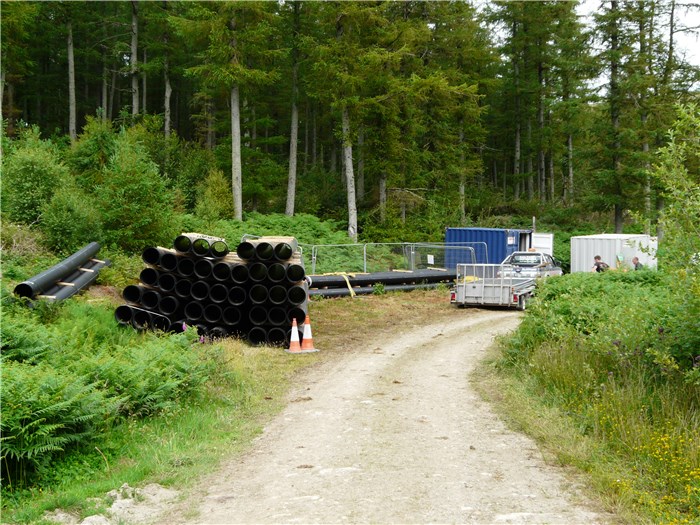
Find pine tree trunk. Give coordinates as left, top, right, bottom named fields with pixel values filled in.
left=379, top=173, right=387, bottom=223
left=610, top=0, right=623, bottom=233
left=101, top=51, right=108, bottom=122
left=286, top=62, right=299, bottom=217
left=342, top=107, right=358, bottom=241
left=303, top=102, right=309, bottom=175
left=357, top=126, right=364, bottom=204
left=142, top=49, right=147, bottom=114
left=459, top=128, right=466, bottom=224
left=164, top=57, right=172, bottom=139
left=567, top=134, right=574, bottom=204
left=131, top=1, right=139, bottom=116
left=231, top=85, right=243, bottom=221
left=109, top=69, right=117, bottom=120
left=67, top=21, right=77, bottom=142
left=526, top=119, right=534, bottom=199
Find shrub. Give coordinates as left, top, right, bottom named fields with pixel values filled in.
left=96, top=130, right=176, bottom=251
left=66, top=116, right=116, bottom=190
left=40, top=185, right=103, bottom=255
left=195, top=168, right=235, bottom=222
left=1, top=127, right=69, bottom=224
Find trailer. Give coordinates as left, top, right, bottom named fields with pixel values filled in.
left=450, top=263, right=536, bottom=310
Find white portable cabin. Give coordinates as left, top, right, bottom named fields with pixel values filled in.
left=570, top=234, right=658, bottom=273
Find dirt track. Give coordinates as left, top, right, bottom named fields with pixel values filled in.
left=147, top=308, right=607, bottom=525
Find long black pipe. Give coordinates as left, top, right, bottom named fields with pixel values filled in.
left=309, top=282, right=441, bottom=298
left=14, top=242, right=102, bottom=298
left=308, top=269, right=456, bottom=289
left=33, top=258, right=111, bottom=302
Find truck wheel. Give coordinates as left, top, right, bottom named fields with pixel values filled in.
left=517, top=294, right=528, bottom=311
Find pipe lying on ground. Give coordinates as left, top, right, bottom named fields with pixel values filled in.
left=159, top=251, right=179, bottom=272
left=267, top=306, right=287, bottom=326
left=14, top=242, right=102, bottom=299
left=174, top=278, right=192, bottom=299
left=190, top=280, right=210, bottom=301
left=177, top=256, right=195, bottom=278
left=208, top=283, right=229, bottom=304
left=158, top=295, right=181, bottom=317
left=222, top=306, right=242, bottom=326
left=228, top=286, right=247, bottom=306
left=249, top=306, right=268, bottom=326
left=248, top=326, right=267, bottom=346
left=308, top=268, right=456, bottom=289
left=123, top=284, right=147, bottom=304
left=287, top=284, right=308, bottom=306
left=249, top=284, right=268, bottom=305
left=286, top=263, right=305, bottom=283
left=158, top=272, right=177, bottom=293
left=203, top=303, right=222, bottom=323
left=34, top=258, right=111, bottom=302
left=266, top=327, right=287, bottom=346
left=309, top=282, right=441, bottom=298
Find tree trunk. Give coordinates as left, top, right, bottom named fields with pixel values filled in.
left=142, top=49, right=147, bottom=114
left=131, top=1, right=139, bottom=116
left=101, top=49, right=108, bottom=123
left=342, top=107, right=357, bottom=241
left=567, top=134, right=574, bottom=204
left=109, top=69, right=117, bottom=120
left=459, top=127, right=466, bottom=224
left=526, top=119, right=534, bottom=199
left=206, top=99, right=215, bottom=150
left=357, top=126, right=364, bottom=204
left=610, top=0, right=623, bottom=233
left=379, top=173, right=387, bottom=223
left=164, top=57, right=172, bottom=139
left=513, top=21, right=521, bottom=199
left=303, top=101, right=309, bottom=174
left=286, top=61, right=299, bottom=216
left=68, top=21, right=77, bottom=142
left=231, top=85, right=243, bottom=221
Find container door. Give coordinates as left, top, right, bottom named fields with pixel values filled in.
left=532, top=233, right=554, bottom=255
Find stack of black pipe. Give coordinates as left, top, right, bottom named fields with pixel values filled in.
left=114, top=234, right=307, bottom=347
left=307, top=268, right=457, bottom=298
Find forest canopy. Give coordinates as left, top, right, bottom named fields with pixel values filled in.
left=1, top=0, right=699, bottom=242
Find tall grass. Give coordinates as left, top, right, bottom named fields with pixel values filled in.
left=497, top=271, right=700, bottom=523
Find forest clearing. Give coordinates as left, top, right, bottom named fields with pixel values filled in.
left=2, top=1, right=699, bottom=523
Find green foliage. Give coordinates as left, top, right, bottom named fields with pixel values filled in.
left=0, top=298, right=215, bottom=489
left=1, top=127, right=69, bottom=224
left=0, top=361, right=114, bottom=487
left=498, top=268, right=700, bottom=522
left=39, top=185, right=103, bottom=255
left=195, top=168, right=235, bottom=222
left=96, top=130, right=177, bottom=251
left=66, top=116, right=116, bottom=190
left=175, top=146, right=217, bottom=211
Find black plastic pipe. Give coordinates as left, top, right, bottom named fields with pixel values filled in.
left=212, top=261, right=232, bottom=281
left=266, top=327, right=287, bottom=346
left=222, top=306, right=242, bottom=326
left=158, top=295, right=180, bottom=316
left=309, top=282, right=441, bottom=298
left=158, top=272, right=177, bottom=294
left=139, top=267, right=160, bottom=287
left=203, top=303, right=222, bottom=323
left=209, top=283, right=229, bottom=304
left=249, top=284, right=268, bottom=305
left=46, top=258, right=111, bottom=302
left=247, top=327, right=267, bottom=346
left=141, top=289, right=161, bottom=310
left=255, top=242, right=274, bottom=261
left=248, top=262, right=268, bottom=282
left=208, top=326, right=229, bottom=339
left=209, top=240, right=229, bottom=258
left=174, top=278, right=192, bottom=299
left=249, top=306, right=268, bottom=325
left=267, top=263, right=287, bottom=283
left=184, top=301, right=204, bottom=322
left=286, top=264, right=305, bottom=283
left=194, top=258, right=214, bottom=279
left=273, top=240, right=298, bottom=262
left=308, top=269, right=456, bottom=289
left=161, top=252, right=179, bottom=273
left=177, top=256, right=195, bottom=278
left=115, top=304, right=133, bottom=325
left=287, top=284, right=307, bottom=306
left=142, top=246, right=168, bottom=266
left=191, top=281, right=210, bottom=301
left=123, top=284, right=145, bottom=304
left=268, top=285, right=287, bottom=305
left=228, top=286, right=247, bottom=306
left=236, top=241, right=256, bottom=260
left=267, top=306, right=287, bottom=326
left=14, top=242, right=102, bottom=299
left=288, top=306, right=307, bottom=325
left=231, top=264, right=249, bottom=284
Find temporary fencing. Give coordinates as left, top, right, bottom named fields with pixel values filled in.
left=115, top=233, right=308, bottom=347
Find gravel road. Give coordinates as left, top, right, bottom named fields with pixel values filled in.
left=151, top=308, right=607, bottom=525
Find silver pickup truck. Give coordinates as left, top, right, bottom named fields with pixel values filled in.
left=497, top=251, right=563, bottom=279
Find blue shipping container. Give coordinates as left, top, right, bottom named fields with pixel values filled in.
left=444, top=227, right=532, bottom=267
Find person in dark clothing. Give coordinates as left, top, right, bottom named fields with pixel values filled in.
left=632, top=256, right=644, bottom=270
left=592, top=255, right=609, bottom=272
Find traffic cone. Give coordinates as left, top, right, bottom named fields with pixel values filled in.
left=300, top=314, right=319, bottom=353
left=285, top=318, right=302, bottom=353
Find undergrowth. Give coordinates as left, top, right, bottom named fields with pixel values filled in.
left=497, top=270, right=700, bottom=523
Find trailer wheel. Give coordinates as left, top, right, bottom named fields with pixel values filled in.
left=517, top=294, right=528, bottom=311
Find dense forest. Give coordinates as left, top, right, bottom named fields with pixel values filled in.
left=1, top=0, right=699, bottom=244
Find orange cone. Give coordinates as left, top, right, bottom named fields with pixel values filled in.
left=285, top=318, right=302, bottom=353
left=300, top=314, right=319, bottom=353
